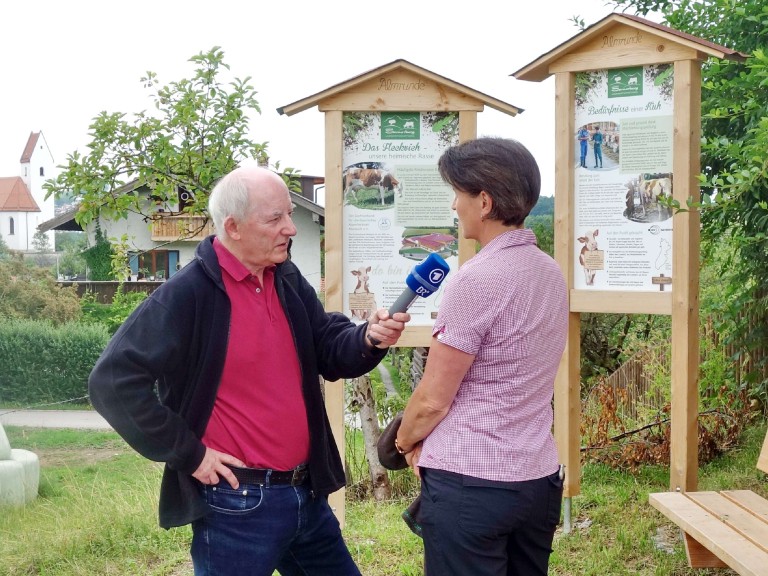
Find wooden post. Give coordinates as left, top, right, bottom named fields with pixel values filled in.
left=457, top=110, right=479, bottom=265
left=553, top=71, right=582, bottom=498
left=669, top=59, right=701, bottom=492
left=323, top=110, right=347, bottom=523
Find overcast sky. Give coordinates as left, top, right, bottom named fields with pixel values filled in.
left=0, top=0, right=658, bottom=199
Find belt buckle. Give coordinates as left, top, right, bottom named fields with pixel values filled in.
left=291, top=464, right=307, bottom=486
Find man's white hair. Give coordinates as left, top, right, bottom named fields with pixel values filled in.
left=207, top=169, right=257, bottom=239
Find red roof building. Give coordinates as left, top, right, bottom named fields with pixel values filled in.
left=0, top=177, right=40, bottom=212
left=1, top=131, right=56, bottom=251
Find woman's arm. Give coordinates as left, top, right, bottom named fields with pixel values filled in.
left=396, top=337, right=475, bottom=453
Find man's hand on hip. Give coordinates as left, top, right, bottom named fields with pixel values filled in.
left=193, top=447, right=246, bottom=489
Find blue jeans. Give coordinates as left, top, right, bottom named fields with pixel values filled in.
left=192, top=481, right=361, bottom=576
left=420, top=468, right=563, bottom=576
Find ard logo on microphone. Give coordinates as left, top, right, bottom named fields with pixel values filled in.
left=429, top=269, right=446, bottom=284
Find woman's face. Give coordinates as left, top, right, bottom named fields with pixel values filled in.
left=452, top=188, right=482, bottom=241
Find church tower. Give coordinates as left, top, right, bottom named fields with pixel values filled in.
left=19, top=131, right=56, bottom=249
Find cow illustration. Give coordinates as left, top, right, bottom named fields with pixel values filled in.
left=344, top=167, right=402, bottom=206
left=350, top=265, right=375, bottom=320
left=403, top=120, right=414, bottom=129
left=578, top=229, right=600, bottom=286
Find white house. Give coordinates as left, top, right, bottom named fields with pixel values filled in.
left=40, top=176, right=326, bottom=292
left=0, top=132, right=56, bottom=251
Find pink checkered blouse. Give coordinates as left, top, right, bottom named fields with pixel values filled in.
left=418, top=229, right=569, bottom=482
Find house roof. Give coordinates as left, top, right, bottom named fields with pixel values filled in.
left=38, top=179, right=325, bottom=233
left=277, top=58, right=523, bottom=117
left=514, top=12, right=748, bottom=82
left=0, top=177, right=40, bottom=212
left=291, top=188, right=324, bottom=220
left=20, top=132, right=40, bottom=164
left=38, top=206, right=82, bottom=232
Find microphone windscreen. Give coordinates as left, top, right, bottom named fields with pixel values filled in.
left=405, top=253, right=449, bottom=297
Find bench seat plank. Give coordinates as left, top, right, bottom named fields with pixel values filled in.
left=686, top=491, right=768, bottom=554
left=723, top=490, right=768, bottom=523
left=649, top=491, right=768, bottom=576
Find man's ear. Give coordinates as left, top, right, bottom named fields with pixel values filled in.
left=223, top=216, right=240, bottom=240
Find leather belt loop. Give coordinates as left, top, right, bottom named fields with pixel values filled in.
left=292, top=464, right=308, bottom=485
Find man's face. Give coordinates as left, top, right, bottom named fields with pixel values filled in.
left=229, top=181, right=297, bottom=273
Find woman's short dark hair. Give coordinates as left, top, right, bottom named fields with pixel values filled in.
left=437, top=137, right=541, bottom=226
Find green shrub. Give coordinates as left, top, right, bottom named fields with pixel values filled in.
left=0, top=259, right=81, bottom=324
left=82, top=225, right=115, bottom=281
left=0, top=319, right=109, bottom=405
left=80, top=288, right=147, bottom=334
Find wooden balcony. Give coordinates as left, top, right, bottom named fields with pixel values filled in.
left=151, top=215, right=214, bottom=242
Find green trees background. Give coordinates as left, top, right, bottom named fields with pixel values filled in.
left=44, top=47, right=278, bottom=231
left=610, top=0, right=768, bottom=401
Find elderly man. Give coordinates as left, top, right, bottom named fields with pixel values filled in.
left=89, top=166, right=410, bottom=576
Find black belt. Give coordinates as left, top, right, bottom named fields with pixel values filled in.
left=226, top=464, right=309, bottom=486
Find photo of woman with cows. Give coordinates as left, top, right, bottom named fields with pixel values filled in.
left=623, top=172, right=673, bottom=223
left=343, top=162, right=403, bottom=208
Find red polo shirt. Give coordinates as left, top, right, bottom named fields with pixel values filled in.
left=202, top=239, right=309, bottom=470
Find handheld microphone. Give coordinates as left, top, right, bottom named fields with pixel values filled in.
left=368, top=253, right=450, bottom=346
left=388, top=252, right=450, bottom=314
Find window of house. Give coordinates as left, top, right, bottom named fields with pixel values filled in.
left=137, top=250, right=177, bottom=280
left=39, top=167, right=45, bottom=176
left=9, top=217, right=14, bottom=235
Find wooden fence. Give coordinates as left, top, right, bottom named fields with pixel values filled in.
left=57, top=280, right=164, bottom=303
left=703, top=314, right=768, bottom=390
left=599, top=317, right=768, bottom=421
left=410, top=347, right=429, bottom=388
left=596, top=348, right=669, bottom=421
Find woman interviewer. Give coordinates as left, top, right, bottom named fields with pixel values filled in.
left=396, top=137, right=569, bottom=576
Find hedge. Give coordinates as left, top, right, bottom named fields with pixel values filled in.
left=0, top=319, right=109, bottom=406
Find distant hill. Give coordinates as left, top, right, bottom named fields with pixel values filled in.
left=55, top=189, right=78, bottom=208
left=530, top=195, right=554, bottom=217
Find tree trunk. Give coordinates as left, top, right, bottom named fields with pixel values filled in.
left=351, top=374, right=392, bottom=501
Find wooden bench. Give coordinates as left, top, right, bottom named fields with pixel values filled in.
left=649, top=429, right=768, bottom=576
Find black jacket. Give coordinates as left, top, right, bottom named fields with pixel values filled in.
left=89, top=236, right=385, bottom=528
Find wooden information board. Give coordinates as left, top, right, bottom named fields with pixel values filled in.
left=514, top=13, right=744, bottom=502
left=279, top=59, right=522, bottom=523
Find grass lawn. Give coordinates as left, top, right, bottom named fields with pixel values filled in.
left=2, top=422, right=765, bottom=575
